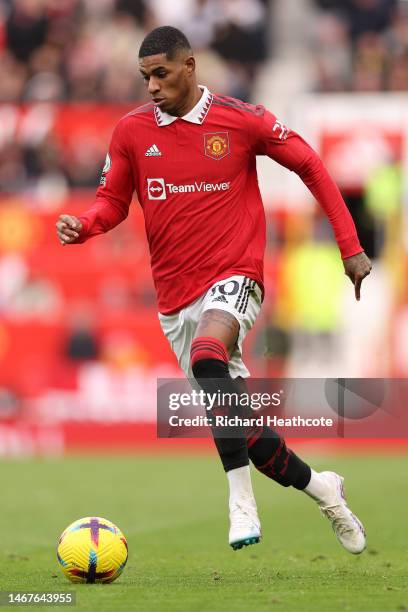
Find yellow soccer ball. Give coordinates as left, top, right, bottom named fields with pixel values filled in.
left=57, top=517, right=128, bottom=584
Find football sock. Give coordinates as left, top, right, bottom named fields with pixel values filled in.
left=191, top=337, right=249, bottom=472
left=191, top=340, right=312, bottom=487
left=247, top=425, right=311, bottom=489
left=232, top=377, right=312, bottom=490
left=302, top=468, right=329, bottom=502
left=227, top=465, right=255, bottom=503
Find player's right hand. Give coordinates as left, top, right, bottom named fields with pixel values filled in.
left=343, top=251, right=372, bottom=301
left=56, top=214, right=82, bottom=246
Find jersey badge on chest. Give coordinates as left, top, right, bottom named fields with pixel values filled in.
left=204, top=132, right=230, bottom=160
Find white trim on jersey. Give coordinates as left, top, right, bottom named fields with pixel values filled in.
left=154, top=86, right=213, bottom=127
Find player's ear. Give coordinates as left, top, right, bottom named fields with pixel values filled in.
left=185, top=55, right=195, bottom=76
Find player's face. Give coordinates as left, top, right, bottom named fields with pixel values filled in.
left=139, top=53, right=194, bottom=116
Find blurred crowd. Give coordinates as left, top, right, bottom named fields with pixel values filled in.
left=312, top=0, right=408, bottom=91
left=0, top=0, right=269, bottom=104
left=2, top=0, right=408, bottom=195
left=1, top=0, right=407, bottom=104
left=0, top=0, right=269, bottom=195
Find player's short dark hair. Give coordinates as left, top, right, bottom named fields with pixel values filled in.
left=138, top=26, right=192, bottom=60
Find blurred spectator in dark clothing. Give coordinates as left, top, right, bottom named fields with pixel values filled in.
left=314, top=0, right=347, bottom=9
left=116, top=0, right=147, bottom=25
left=64, top=306, right=99, bottom=362
left=314, top=0, right=396, bottom=42
left=346, top=0, right=396, bottom=42
left=65, top=327, right=99, bottom=361
left=6, top=0, right=49, bottom=62
left=211, top=0, right=269, bottom=100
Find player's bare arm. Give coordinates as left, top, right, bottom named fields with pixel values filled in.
left=56, top=214, right=82, bottom=246
left=343, top=252, right=372, bottom=301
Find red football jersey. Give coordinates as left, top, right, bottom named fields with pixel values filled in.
left=76, top=87, right=362, bottom=314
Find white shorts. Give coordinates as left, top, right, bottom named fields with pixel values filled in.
left=158, top=275, right=262, bottom=379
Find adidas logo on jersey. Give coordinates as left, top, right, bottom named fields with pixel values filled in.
left=145, top=144, right=162, bottom=157
left=212, top=295, right=228, bottom=303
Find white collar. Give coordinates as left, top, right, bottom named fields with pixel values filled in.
left=154, top=85, right=213, bottom=127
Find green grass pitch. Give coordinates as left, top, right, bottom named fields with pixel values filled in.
left=0, top=453, right=407, bottom=611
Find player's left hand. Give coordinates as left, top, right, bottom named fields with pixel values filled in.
left=343, top=252, right=372, bottom=301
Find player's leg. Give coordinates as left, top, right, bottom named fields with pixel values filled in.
left=237, top=379, right=366, bottom=553
left=206, top=278, right=366, bottom=554
left=192, top=308, right=248, bottom=471
left=233, top=376, right=311, bottom=489
left=191, top=307, right=261, bottom=550
left=158, top=290, right=260, bottom=549
left=159, top=278, right=365, bottom=553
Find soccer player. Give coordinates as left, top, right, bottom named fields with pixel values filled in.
left=56, top=26, right=371, bottom=553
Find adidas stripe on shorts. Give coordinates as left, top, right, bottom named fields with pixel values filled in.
left=158, top=275, right=262, bottom=378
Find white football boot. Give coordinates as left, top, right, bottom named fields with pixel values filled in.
left=316, top=471, right=366, bottom=554
left=229, top=496, right=261, bottom=550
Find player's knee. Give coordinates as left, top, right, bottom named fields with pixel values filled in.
left=190, top=336, right=229, bottom=379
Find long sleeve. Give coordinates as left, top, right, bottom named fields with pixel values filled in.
left=76, top=118, right=135, bottom=243
left=253, top=109, right=363, bottom=259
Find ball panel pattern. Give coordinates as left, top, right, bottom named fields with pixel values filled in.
left=57, top=517, right=128, bottom=584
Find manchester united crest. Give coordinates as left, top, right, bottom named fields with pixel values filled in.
left=204, top=132, right=230, bottom=160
